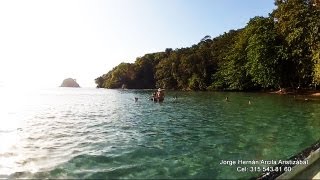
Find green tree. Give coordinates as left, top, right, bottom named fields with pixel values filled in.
left=209, top=30, right=242, bottom=90
left=220, top=27, right=254, bottom=90
left=95, top=76, right=105, bottom=88
left=245, top=17, right=281, bottom=88
left=273, top=0, right=317, bottom=87
left=313, top=44, right=320, bottom=86
left=155, top=55, right=178, bottom=89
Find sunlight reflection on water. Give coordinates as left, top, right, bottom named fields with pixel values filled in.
left=0, top=88, right=319, bottom=179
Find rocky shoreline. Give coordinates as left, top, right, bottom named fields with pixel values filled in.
left=270, top=88, right=320, bottom=96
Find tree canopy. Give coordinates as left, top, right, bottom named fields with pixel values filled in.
left=96, top=0, right=320, bottom=91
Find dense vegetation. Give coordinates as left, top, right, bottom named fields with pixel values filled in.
left=96, top=0, right=320, bottom=91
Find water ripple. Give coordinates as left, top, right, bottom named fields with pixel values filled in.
left=0, top=89, right=319, bottom=179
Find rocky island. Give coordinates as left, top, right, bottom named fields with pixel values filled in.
left=60, top=78, right=80, bottom=88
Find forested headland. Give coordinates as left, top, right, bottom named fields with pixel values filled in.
left=95, top=0, right=320, bottom=91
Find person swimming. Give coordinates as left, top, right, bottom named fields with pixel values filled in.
left=173, top=95, right=177, bottom=100
left=135, top=97, right=138, bottom=102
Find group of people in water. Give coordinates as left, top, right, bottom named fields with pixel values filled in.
left=136, top=92, right=252, bottom=104
left=150, top=88, right=165, bottom=102
left=134, top=88, right=180, bottom=103
left=134, top=88, right=166, bottom=102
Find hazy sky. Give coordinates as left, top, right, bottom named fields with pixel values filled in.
left=0, top=0, right=275, bottom=88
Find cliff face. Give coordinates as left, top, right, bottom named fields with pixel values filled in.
left=60, top=78, right=80, bottom=87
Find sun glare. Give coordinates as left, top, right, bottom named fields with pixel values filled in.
left=0, top=87, right=41, bottom=175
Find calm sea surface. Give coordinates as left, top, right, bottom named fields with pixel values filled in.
left=0, top=87, right=319, bottom=179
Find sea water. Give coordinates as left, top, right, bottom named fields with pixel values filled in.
left=0, top=88, right=319, bottom=179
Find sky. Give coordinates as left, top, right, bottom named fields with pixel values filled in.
left=0, top=0, right=276, bottom=88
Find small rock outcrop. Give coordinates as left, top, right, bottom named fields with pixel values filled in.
left=60, top=78, right=80, bottom=87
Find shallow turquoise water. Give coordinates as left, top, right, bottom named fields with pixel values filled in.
left=0, top=88, right=319, bottom=179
